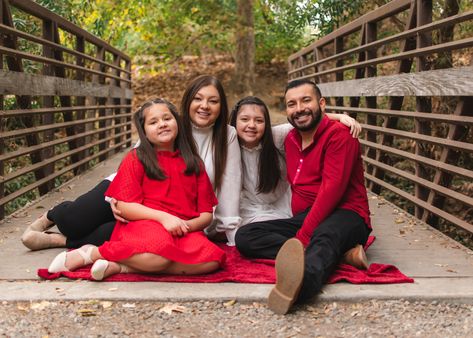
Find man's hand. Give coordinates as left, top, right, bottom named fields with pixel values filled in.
left=161, top=214, right=189, bottom=237
left=339, top=114, right=362, bottom=138
left=110, top=198, right=128, bottom=223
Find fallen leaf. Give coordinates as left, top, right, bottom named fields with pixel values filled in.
left=224, top=299, right=236, bottom=307
left=395, top=218, right=405, bottom=224
left=77, top=309, right=96, bottom=317
left=159, top=303, right=187, bottom=314
left=101, top=301, right=113, bottom=309
left=446, top=269, right=457, bottom=273
left=17, top=305, right=29, bottom=312
left=30, top=301, right=54, bottom=310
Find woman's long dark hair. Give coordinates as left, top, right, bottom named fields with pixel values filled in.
left=230, top=96, right=281, bottom=194
left=133, top=98, right=201, bottom=180
left=181, top=75, right=228, bottom=191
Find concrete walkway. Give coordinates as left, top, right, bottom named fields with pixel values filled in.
left=1, top=149, right=473, bottom=303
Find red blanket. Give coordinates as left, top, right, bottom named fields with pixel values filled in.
left=37, top=236, right=413, bottom=284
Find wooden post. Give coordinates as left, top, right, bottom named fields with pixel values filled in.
left=112, top=54, right=122, bottom=153
left=372, top=1, right=417, bottom=193
left=349, top=24, right=367, bottom=114
left=364, top=21, right=378, bottom=192
left=92, top=46, right=108, bottom=161
left=414, top=0, right=432, bottom=219
left=314, top=47, right=322, bottom=85
left=40, top=18, right=56, bottom=193
left=74, top=35, right=87, bottom=173
left=334, top=37, right=344, bottom=108
left=125, top=59, right=132, bottom=148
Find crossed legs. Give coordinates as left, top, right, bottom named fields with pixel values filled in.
left=48, top=245, right=220, bottom=280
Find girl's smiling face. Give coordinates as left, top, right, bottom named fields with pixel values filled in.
left=189, top=85, right=221, bottom=128
left=143, top=103, right=178, bottom=151
left=236, top=104, right=266, bottom=149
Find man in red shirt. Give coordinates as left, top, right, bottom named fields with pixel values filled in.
left=235, top=79, right=372, bottom=314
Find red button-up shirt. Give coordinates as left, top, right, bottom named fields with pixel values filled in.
left=285, top=115, right=371, bottom=246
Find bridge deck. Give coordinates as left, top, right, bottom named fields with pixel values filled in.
left=1, top=149, right=473, bottom=302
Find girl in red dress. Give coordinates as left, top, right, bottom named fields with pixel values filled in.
left=48, top=98, right=225, bottom=280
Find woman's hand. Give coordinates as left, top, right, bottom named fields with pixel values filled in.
left=339, top=114, right=362, bottom=138
left=110, top=198, right=128, bottom=223
left=161, top=214, right=189, bottom=237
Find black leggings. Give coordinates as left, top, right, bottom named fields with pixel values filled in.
left=47, top=180, right=115, bottom=248
left=235, top=208, right=370, bottom=302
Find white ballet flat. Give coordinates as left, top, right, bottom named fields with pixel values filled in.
left=91, top=260, right=129, bottom=281
left=91, top=259, right=109, bottom=281
left=48, top=246, right=94, bottom=273
left=48, top=251, right=68, bottom=273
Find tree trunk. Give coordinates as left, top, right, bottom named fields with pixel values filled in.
left=235, top=0, right=255, bottom=95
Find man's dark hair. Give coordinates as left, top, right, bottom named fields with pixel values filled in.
left=284, top=79, right=322, bottom=100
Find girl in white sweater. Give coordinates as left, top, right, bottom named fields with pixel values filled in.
left=229, top=96, right=361, bottom=227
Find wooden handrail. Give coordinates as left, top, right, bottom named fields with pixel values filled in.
left=0, top=0, right=133, bottom=219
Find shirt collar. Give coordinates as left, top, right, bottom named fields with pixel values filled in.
left=191, top=121, right=215, bottom=132
left=241, top=143, right=262, bottom=152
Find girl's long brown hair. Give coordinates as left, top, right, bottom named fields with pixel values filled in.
left=230, top=96, right=281, bottom=193
left=181, top=75, right=228, bottom=190
left=134, top=98, right=201, bottom=180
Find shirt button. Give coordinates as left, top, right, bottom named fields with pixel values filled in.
left=299, top=159, right=303, bottom=162
left=297, top=169, right=300, bottom=172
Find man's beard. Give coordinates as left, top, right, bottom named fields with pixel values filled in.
left=287, top=106, right=322, bottom=132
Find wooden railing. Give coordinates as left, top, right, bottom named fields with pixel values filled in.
left=0, top=0, right=133, bottom=219
left=288, top=0, right=473, bottom=233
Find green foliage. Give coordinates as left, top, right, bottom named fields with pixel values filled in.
left=31, top=0, right=365, bottom=63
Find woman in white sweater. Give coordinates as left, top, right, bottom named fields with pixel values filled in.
left=21, top=75, right=242, bottom=249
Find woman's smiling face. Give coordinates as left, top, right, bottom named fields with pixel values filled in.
left=189, top=85, right=221, bottom=128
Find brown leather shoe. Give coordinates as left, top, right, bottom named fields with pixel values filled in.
left=268, top=238, right=305, bottom=315
left=341, top=244, right=369, bottom=270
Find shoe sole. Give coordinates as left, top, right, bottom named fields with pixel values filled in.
left=341, top=244, right=369, bottom=270
left=268, top=238, right=305, bottom=315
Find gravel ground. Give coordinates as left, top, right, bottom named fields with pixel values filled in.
left=1, top=299, right=473, bottom=337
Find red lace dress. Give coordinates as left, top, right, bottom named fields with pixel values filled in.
left=98, top=150, right=225, bottom=265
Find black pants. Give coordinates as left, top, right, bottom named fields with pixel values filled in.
left=235, top=208, right=370, bottom=302
left=47, top=180, right=115, bottom=248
